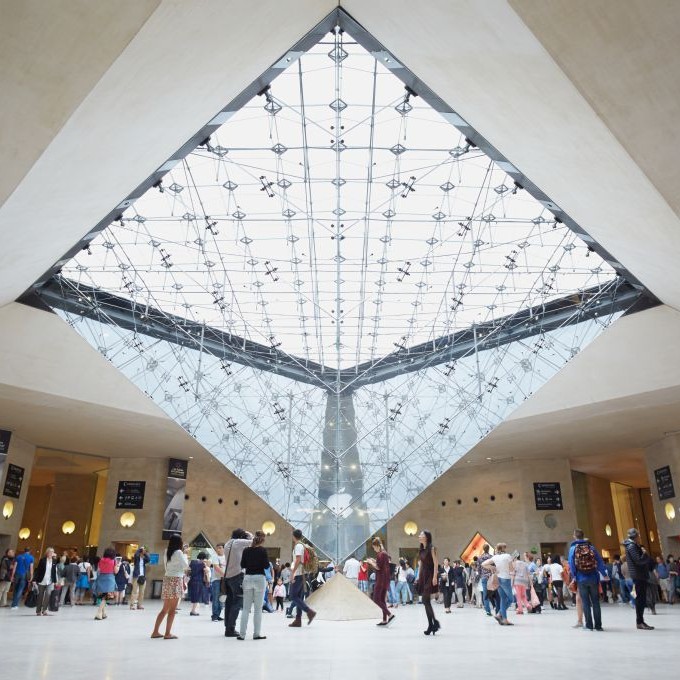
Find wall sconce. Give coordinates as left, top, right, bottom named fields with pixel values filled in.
left=61, top=520, right=76, bottom=535
left=120, top=512, right=136, bottom=528
left=18, top=527, right=30, bottom=540
left=605, top=524, right=612, bottom=537
left=665, top=502, right=676, bottom=521
left=262, top=521, right=276, bottom=536
left=2, top=500, right=13, bottom=519
left=404, top=521, right=418, bottom=536
left=649, top=530, right=655, bottom=543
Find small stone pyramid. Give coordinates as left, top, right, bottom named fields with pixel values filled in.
left=305, top=573, right=382, bottom=621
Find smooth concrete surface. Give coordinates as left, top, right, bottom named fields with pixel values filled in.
left=1, top=597, right=678, bottom=677
left=306, top=573, right=382, bottom=620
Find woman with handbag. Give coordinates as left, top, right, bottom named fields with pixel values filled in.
left=416, top=530, right=440, bottom=635
left=512, top=554, right=531, bottom=614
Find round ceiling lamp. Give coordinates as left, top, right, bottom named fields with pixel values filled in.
left=605, top=524, right=612, bottom=537
left=665, top=502, right=676, bottom=520
left=61, top=520, right=76, bottom=535
left=18, top=527, right=30, bottom=540
left=2, top=500, right=13, bottom=519
left=404, top=521, right=418, bottom=536
left=262, top=521, right=276, bottom=536
left=120, top=512, right=136, bottom=528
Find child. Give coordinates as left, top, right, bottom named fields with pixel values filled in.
left=273, top=578, right=286, bottom=611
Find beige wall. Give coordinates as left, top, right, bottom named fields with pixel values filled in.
left=644, top=435, right=680, bottom=555
left=0, top=433, right=35, bottom=550
left=386, top=458, right=578, bottom=560
left=98, top=454, right=293, bottom=580
left=576, top=472, right=621, bottom=556
left=181, top=456, right=292, bottom=558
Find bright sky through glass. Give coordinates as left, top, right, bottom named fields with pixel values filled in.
left=62, top=33, right=615, bottom=371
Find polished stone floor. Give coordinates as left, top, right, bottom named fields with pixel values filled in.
left=2, top=598, right=679, bottom=678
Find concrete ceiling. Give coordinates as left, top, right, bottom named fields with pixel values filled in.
left=2, top=2, right=680, bottom=491
left=2, top=1, right=680, bottom=309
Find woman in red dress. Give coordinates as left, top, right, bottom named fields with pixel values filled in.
left=366, top=537, right=395, bottom=626
left=417, top=530, right=440, bottom=635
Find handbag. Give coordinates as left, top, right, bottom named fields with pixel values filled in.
left=487, top=573, right=499, bottom=591
left=530, top=584, right=540, bottom=608
left=25, top=583, right=38, bottom=608
left=137, top=575, right=146, bottom=585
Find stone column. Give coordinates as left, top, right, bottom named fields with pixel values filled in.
left=0, top=434, right=36, bottom=552
left=644, top=434, right=680, bottom=555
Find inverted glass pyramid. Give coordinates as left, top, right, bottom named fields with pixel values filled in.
left=37, top=14, right=643, bottom=561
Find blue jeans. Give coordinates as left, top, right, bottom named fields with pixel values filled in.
left=388, top=582, right=397, bottom=604
left=578, top=579, right=602, bottom=630
left=395, top=581, right=411, bottom=604
left=289, top=575, right=311, bottom=617
left=481, top=577, right=491, bottom=614
left=11, top=575, right=28, bottom=607
left=210, top=579, right=222, bottom=619
left=498, top=577, right=513, bottom=620
left=619, top=577, right=631, bottom=603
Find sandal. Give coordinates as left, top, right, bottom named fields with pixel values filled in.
left=164, top=634, right=178, bottom=639
left=150, top=633, right=163, bottom=639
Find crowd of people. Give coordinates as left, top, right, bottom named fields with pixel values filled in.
left=1, top=523, right=677, bottom=639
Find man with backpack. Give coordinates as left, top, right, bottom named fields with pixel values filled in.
left=288, top=529, right=317, bottom=628
left=568, top=528, right=607, bottom=631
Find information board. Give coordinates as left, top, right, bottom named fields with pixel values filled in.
left=115, top=481, right=146, bottom=509
left=654, top=466, right=675, bottom=501
left=3, top=463, right=25, bottom=499
left=533, top=482, right=563, bottom=510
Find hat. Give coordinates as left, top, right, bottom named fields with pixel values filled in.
left=627, top=528, right=639, bottom=539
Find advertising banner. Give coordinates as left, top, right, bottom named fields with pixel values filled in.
left=162, top=458, right=189, bottom=540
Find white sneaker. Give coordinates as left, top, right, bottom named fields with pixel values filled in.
left=11, top=606, right=18, bottom=610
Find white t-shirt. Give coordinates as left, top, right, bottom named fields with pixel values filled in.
left=164, top=550, right=189, bottom=577
left=549, top=563, right=564, bottom=581
left=40, top=558, right=53, bottom=586
left=292, top=543, right=305, bottom=576
left=211, top=554, right=226, bottom=582
left=491, top=553, right=514, bottom=579
left=397, top=566, right=408, bottom=582
left=343, top=558, right=360, bottom=580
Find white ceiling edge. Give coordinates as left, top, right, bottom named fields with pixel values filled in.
left=0, top=0, right=336, bottom=307
left=341, top=0, right=680, bottom=310
left=507, top=304, right=680, bottom=420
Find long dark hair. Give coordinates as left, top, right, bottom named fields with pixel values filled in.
left=102, top=547, right=115, bottom=559
left=166, top=534, right=183, bottom=562
left=421, top=530, right=433, bottom=549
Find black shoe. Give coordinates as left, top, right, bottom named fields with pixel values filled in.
left=224, top=630, right=238, bottom=637
left=433, top=619, right=441, bottom=631
left=637, top=622, right=655, bottom=630
left=595, top=627, right=604, bottom=631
